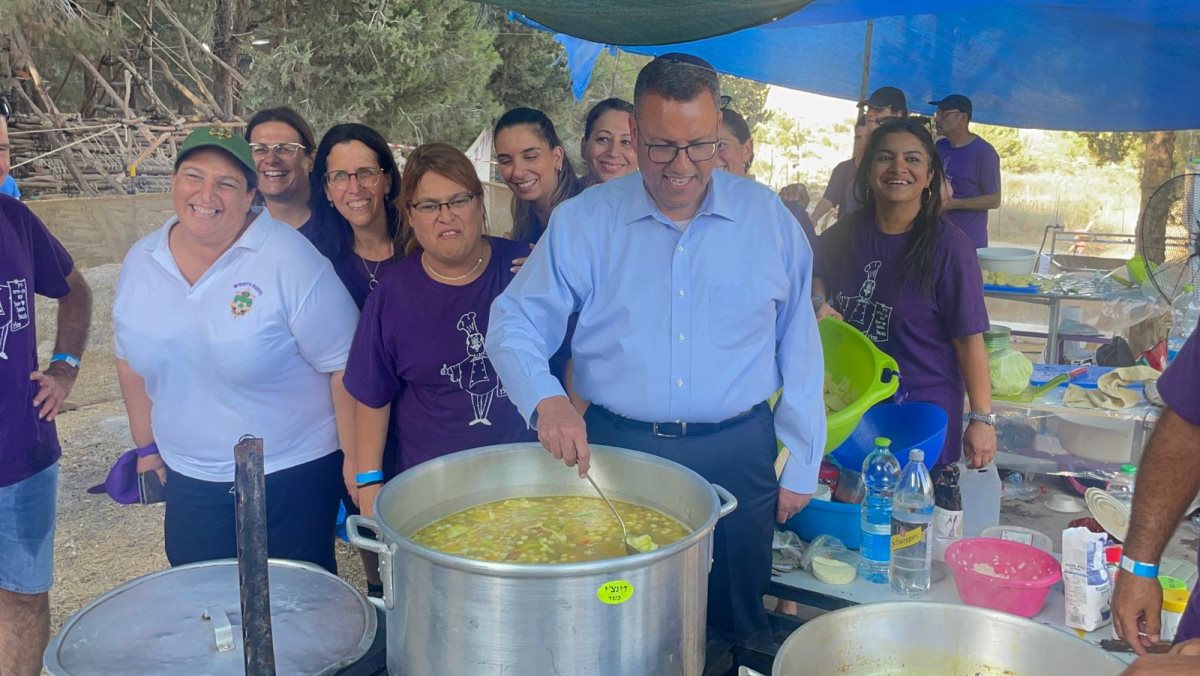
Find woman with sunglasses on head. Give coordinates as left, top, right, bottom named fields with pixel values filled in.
left=580, top=98, right=637, bottom=187
left=344, top=143, right=537, bottom=516
left=814, top=118, right=994, bottom=468
left=309, top=123, right=403, bottom=309
left=245, top=107, right=317, bottom=233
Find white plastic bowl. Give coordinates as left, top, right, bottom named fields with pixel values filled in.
left=1052, top=412, right=1135, bottom=464
left=977, top=247, right=1038, bottom=275
left=980, top=525, right=1054, bottom=553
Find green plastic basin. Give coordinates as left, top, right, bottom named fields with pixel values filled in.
left=772, top=318, right=901, bottom=454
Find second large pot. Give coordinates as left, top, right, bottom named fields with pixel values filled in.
left=348, top=442, right=736, bottom=676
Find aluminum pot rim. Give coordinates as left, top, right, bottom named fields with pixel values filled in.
left=771, top=600, right=1127, bottom=675
left=45, top=558, right=378, bottom=676
left=371, top=443, right=725, bottom=578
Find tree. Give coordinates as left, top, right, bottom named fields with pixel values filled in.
left=240, top=0, right=501, bottom=147
left=975, top=123, right=1036, bottom=173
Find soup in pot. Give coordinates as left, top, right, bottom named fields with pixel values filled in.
left=411, top=496, right=691, bottom=563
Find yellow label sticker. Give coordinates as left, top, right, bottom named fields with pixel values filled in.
left=597, top=580, right=634, bottom=605
left=891, top=526, right=924, bottom=551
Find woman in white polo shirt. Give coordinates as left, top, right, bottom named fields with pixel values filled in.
left=112, top=127, right=359, bottom=572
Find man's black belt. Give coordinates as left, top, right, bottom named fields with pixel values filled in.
left=590, top=402, right=768, bottom=438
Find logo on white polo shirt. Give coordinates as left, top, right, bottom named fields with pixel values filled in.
left=230, top=281, right=263, bottom=318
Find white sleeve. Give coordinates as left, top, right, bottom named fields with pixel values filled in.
left=289, top=264, right=359, bottom=373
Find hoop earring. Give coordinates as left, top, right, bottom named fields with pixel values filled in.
left=921, top=187, right=931, bottom=204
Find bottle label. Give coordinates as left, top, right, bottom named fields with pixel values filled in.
left=892, top=520, right=926, bottom=551
left=860, top=531, right=891, bottom=563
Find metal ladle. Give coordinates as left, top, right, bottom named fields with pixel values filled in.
left=584, top=473, right=639, bottom=556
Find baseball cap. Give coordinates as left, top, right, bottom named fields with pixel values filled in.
left=930, top=94, right=973, bottom=117
left=175, top=126, right=256, bottom=182
left=859, top=86, right=908, bottom=114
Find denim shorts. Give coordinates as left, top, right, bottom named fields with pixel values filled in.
left=0, top=463, right=59, bottom=594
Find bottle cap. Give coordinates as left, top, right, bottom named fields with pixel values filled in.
left=1163, top=588, right=1190, bottom=613
left=909, top=449, right=924, bottom=462
left=874, top=437, right=891, bottom=448
left=1120, top=463, right=1137, bottom=475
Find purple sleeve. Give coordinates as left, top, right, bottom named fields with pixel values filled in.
left=24, top=206, right=74, bottom=298
left=1160, top=326, right=1200, bottom=426
left=343, top=285, right=403, bottom=408
left=979, top=142, right=1001, bottom=195
left=822, top=162, right=850, bottom=203
left=936, top=223, right=990, bottom=338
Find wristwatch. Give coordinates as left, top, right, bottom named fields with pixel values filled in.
left=967, top=411, right=996, bottom=427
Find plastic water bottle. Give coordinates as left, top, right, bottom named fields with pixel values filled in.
left=1109, top=463, right=1137, bottom=506
left=859, top=437, right=901, bottom=584
left=959, top=462, right=1001, bottom=538
left=890, top=449, right=935, bottom=598
left=1169, top=284, right=1200, bottom=358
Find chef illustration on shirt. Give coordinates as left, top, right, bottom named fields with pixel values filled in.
left=0, top=278, right=31, bottom=359
left=837, top=260, right=893, bottom=343
left=441, top=311, right=508, bottom=426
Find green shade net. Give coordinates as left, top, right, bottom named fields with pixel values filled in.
left=473, top=0, right=814, bottom=45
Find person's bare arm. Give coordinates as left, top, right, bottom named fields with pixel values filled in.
left=353, top=401, right=392, bottom=518
left=810, top=198, right=834, bottom=223
left=330, top=370, right=358, bottom=502
left=31, top=267, right=92, bottom=421
left=1114, top=410, right=1200, bottom=654
left=953, top=333, right=995, bottom=467
left=946, top=190, right=1001, bottom=211
left=116, top=357, right=165, bottom=482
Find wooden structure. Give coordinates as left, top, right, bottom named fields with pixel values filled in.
left=2, top=2, right=247, bottom=199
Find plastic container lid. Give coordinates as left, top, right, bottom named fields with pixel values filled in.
left=1085, top=488, right=1131, bottom=541
left=874, top=437, right=892, bottom=448
left=1160, top=575, right=1188, bottom=591
left=984, top=325, right=1013, bottom=353
left=1120, top=464, right=1138, bottom=475
left=1163, top=588, right=1190, bottom=613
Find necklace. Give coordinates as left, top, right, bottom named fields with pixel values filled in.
left=359, top=242, right=394, bottom=289
left=423, top=252, right=485, bottom=283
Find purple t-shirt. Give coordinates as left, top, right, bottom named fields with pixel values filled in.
left=331, top=253, right=399, bottom=311
left=937, top=136, right=1001, bottom=248
left=819, top=212, right=990, bottom=463
left=344, top=236, right=536, bottom=473
left=1156, top=323, right=1200, bottom=643
left=822, top=159, right=864, bottom=217
left=0, top=196, right=74, bottom=487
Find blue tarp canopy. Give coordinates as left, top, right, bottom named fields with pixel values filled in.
left=507, top=0, right=1200, bottom=132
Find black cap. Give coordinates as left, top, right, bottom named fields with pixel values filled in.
left=930, top=94, right=973, bottom=118
left=655, top=52, right=717, bottom=73
left=858, top=86, right=908, bottom=114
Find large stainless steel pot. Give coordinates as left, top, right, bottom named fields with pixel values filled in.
left=772, top=602, right=1127, bottom=675
left=347, top=442, right=737, bottom=676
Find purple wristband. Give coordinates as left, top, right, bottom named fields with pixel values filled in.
left=134, top=442, right=159, bottom=458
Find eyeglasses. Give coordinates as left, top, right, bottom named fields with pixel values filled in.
left=325, top=167, right=385, bottom=188
left=0, top=97, right=10, bottom=119
left=641, top=139, right=719, bottom=164
left=408, top=192, right=478, bottom=216
left=250, top=142, right=307, bottom=159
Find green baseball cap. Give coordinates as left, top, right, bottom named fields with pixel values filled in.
left=175, top=126, right=256, bottom=184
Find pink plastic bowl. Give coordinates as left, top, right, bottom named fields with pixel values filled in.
left=945, top=537, right=1063, bottom=618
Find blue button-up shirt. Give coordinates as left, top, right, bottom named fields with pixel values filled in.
left=486, top=170, right=826, bottom=492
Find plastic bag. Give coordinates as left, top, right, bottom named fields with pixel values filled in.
left=801, top=534, right=858, bottom=585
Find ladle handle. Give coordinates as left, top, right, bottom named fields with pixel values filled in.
left=713, top=484, right=738, bottom=519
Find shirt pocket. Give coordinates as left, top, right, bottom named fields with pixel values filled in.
left=708, top=284, right=775, bottom=349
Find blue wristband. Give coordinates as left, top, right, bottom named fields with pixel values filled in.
left=355, top=469, right=384, bottom=484
left=51, top=353, right=81, bottom=368
left=1120, top=555, right=1159, bottom=579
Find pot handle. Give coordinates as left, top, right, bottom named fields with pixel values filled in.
left=713, top=484, right=738, bottom=519
left=346, top=515, right=396, bottom=610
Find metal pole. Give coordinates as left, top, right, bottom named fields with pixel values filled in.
left=860, top=19, right=874, bottom=101
left=234, top=435, right=276, bottom=676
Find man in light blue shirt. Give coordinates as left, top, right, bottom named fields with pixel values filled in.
left=488, top=53, right=825, bottom=647
left=0, top=175, right=19, bottom=199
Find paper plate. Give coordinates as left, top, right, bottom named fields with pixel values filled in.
left=1046, top=493, right=1084, bottom=514
left=1085, top=488, right=1130, bottom=541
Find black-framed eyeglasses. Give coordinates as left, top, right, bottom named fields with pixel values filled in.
left=325, top=167, right=385, bottom=188
left=408, top=192, right=478, bottom=216
left=250, top=142, right=307, bottom=159
left=641, top=139, right=719, bottom=164
left=0, top=96, right=10, bottom=120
